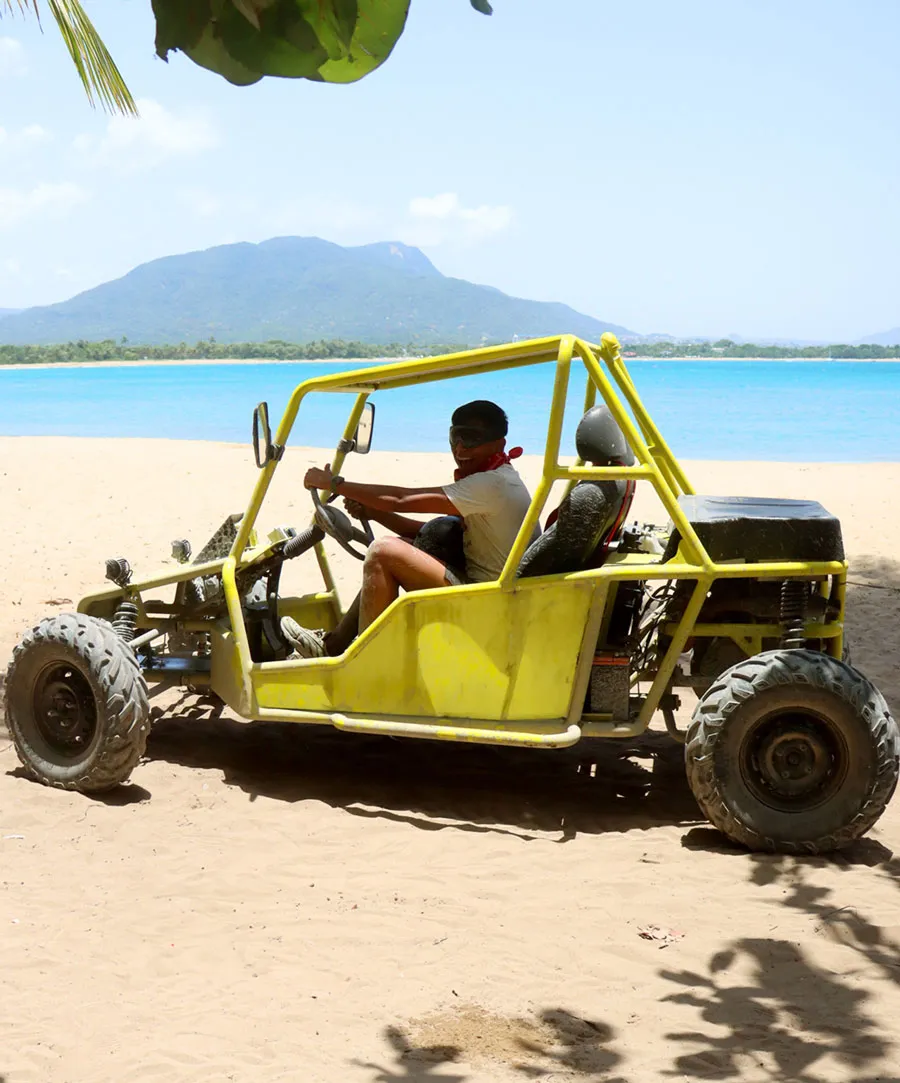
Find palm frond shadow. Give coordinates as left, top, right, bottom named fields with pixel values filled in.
left=352, top=1024, right=467, bottom=1083
left=660, top=845, right=900, bottom=1081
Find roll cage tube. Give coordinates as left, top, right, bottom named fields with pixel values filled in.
left=218, top=335, right=846, bottom=723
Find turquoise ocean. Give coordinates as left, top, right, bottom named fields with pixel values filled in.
left=1, top=359, right=898, bottom=461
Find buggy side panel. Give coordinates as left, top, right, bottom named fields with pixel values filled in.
left=252, top=578, right=595, bottom=721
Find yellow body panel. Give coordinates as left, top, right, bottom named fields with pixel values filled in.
left=253, top=577, right=594, bottom=720
left=279, top=593, right=339, bottom=635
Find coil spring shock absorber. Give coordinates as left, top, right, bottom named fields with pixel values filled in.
left=779, top=579, right=807, bottom=649
left=112, top=600, right=139, bottom=643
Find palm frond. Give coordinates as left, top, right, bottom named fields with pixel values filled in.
left=1, top=1, right=42, bottom=16
left=47, top=0, right=137, bottom=114
left=1, top=0, right=137, bottom=116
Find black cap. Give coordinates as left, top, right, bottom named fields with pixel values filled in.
left=450, top=400, right=508, bottom=444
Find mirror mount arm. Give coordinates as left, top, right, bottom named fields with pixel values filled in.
left=252, top=438, right=285, bottom=470
left=257, top=443, right=285, bottom=468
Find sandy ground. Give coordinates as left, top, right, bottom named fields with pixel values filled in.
left=1, top=437, right=900, bottom=1083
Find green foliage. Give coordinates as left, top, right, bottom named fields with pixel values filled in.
left=0, top=338, right=470, bottom=365
left=620, top=341, right=900, bottom=359
left=2, top=337, right=899, bottom=367
left=1, top=0, right=136, bottom=113
left=152, top=0, right=489, bottom=86
left=4, top=0, right=491, bottom=113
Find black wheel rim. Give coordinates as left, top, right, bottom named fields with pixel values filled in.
left=32, top=662, right=97, bottom=758
left=740, top=709, right=848, bottom=812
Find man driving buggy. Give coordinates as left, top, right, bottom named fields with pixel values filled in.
left=281, top=400, right=537, bottom=658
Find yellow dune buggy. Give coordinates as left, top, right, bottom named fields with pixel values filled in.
left=5, top=334, right=898, bottom=853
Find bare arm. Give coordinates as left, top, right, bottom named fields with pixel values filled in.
left=304, top=464, right=459, bottom=516
left=345, top=499, right=424, bottom=540
left=337, top=479, right=459, bottom=516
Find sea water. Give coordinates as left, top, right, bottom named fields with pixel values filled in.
left=0, top=359, right=898, bottom=461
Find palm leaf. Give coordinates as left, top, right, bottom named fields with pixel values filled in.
left=2, top=1, right=39, bottom=15
left=1, top=0, right=137, bottom=115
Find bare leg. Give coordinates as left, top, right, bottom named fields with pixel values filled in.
left=323, top=593, right=361, bottom=656
left=359, top=537, right=451, bottom=632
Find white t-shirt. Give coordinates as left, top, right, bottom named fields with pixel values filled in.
left=442, top=464, right=538, bottom=582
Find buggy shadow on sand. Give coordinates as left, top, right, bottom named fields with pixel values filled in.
left=145, top=693, right=702, bottom=839
left=4, top=333, right=898, bottom=852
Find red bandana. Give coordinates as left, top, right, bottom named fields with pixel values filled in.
left=454, top=446, right=523, bottom=481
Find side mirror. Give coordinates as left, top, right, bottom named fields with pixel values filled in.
left=252, top=402, right=280, bottom=468
left=353, top=402, right=375, bottom=455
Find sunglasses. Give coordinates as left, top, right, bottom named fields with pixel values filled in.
left=449, top=425, right=496, bottom=449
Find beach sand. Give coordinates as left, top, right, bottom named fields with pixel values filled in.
left=1, top=437, right=899, bottom=1082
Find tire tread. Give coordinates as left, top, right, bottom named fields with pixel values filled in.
left=685, top=649, right=900, bottom=854
left=3, top=613, right=149, bottom=792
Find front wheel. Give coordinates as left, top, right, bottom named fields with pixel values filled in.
left=4, top=613, right=150, bottom=793
left=685, top=649, right=899, bottom=853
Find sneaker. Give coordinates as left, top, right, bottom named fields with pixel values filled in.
left=281, top=616, right=327, bottom=659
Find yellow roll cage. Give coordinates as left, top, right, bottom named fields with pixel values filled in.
left=80, top=332, right=846, bottom=748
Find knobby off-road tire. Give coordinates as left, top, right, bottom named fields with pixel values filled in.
left=685, top=649, right=899, bottom=854
left=4, top=613, right=150, bottom=792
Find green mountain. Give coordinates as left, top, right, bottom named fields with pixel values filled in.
left=0, top=237, right=634, bottom=346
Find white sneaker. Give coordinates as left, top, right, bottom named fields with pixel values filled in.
left=281, top=616, right=326, bottom=659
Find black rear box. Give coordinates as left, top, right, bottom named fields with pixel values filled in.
left=663, top=495, right=844, bottom=563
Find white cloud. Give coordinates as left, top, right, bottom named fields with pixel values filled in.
left=0, top=182, right=89, bottom=230
left=409, top=193, right=461, bottom=220
left=21, top=123, right=50, bottom=142
left=74, top=98, right=219, bottom=171
left=0, top=123, right=51, bottom=151
left=0, top=37, right=27, bottom=78
left=405, top=192, right=513, bottom=245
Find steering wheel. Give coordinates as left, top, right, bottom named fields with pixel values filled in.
left=311, top=488, right=374, bottom=561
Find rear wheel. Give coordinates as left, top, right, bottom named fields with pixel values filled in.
left=685, top=649, right=899, bottom=853
left=4, top=613, right=149, bottom=792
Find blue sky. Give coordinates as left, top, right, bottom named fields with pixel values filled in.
left=1, top=0, right=898, bottom=341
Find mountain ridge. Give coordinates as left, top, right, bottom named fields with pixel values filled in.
left=0, top=237, right=634, bottom=347
left=857, top=327, right=900, bottom=347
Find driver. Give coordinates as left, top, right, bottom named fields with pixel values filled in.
left=281, top=400, right=537, bottom=658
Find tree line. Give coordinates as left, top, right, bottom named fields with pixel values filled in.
left=0, top=336, right=898, bottom=366
left=0, top=338, right=468, bottom=366
left=621, top=339, right=900, bottom=359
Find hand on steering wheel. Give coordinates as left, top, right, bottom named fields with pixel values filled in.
left=310, top=487, right=374, bottom=561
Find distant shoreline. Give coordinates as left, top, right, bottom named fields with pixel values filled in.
left=2, top=354, right=900, bottom=372
left=0, top=357, right=390, bottom=372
